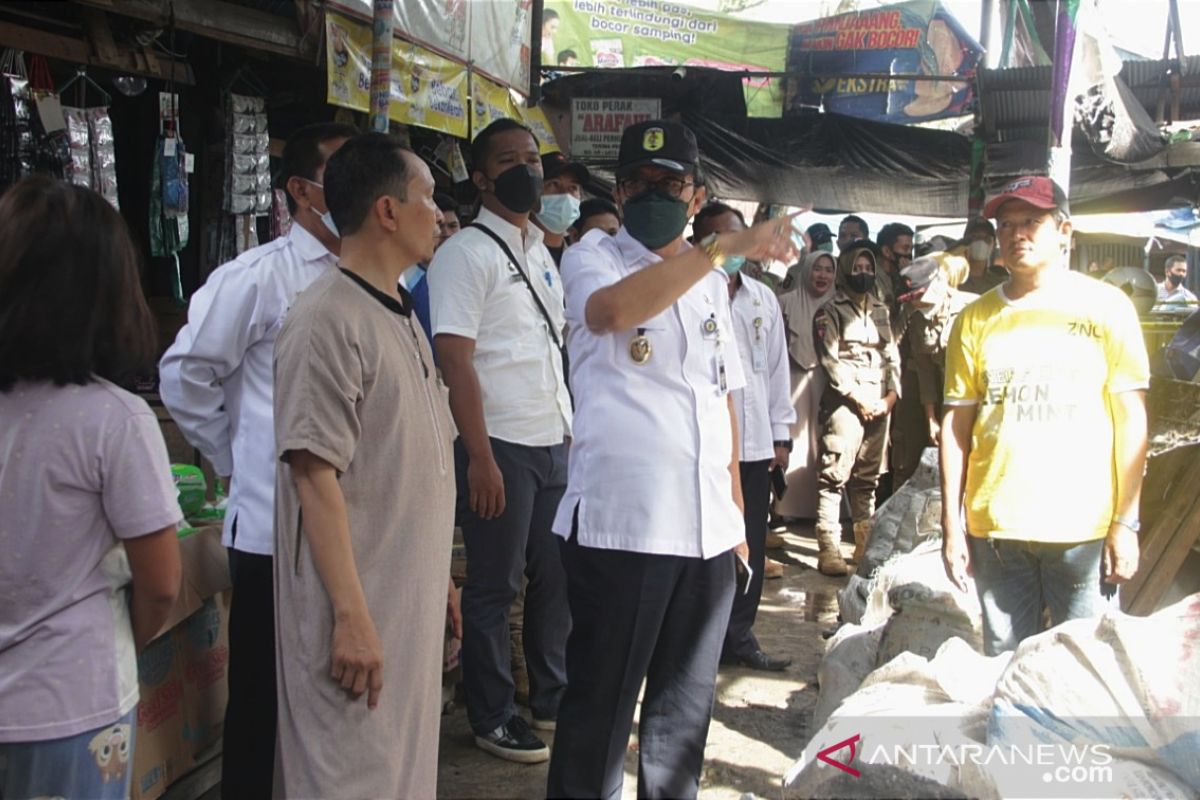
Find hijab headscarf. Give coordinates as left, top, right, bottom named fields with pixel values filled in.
left=778, top=251, right=836, bottom=368
left=837, top=243, right=878, bottom=292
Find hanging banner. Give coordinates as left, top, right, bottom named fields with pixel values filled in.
left=326, top=10, right=469, bottom=138
left=329, top=0, right=530, bottom=93
left=472, top=75, right=560, bottom=154
left=786, top=0, right=982, bottom=124
left=543, top=0, right=789, bottom=118
left=471, top=75, right=523, bottom=140
left=571, top=97, right=661, bottom=160
left=519, top=105, right=561, bottom=155
left=471, top=0, right=535, bottom=97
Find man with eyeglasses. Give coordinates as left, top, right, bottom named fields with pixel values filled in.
left=545, top=120, right=797, bottom=799
left=941, top=176, right=1149, bottom=656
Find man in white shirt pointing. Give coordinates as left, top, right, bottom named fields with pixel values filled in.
left=545, top=120, right=797, bottom=799
left=158, top=122, right=356, bottom=799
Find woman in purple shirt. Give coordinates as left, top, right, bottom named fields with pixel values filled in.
left=0, top=177, right=183, bottom=799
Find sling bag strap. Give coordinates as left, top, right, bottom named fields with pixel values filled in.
left=468, top=222, right=573, bottom=407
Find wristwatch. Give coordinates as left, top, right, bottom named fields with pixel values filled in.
left=700, top=233, right=728, bottom=269
left=773, top=439, right=793, bottom=452
left=1113, top=516, right=1140, bottom=533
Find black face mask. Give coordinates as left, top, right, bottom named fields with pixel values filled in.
left=1167, top=272, right=1185, bottom=288
left=847, top=272, right=876, bottom=295
left=623, top=189, right=690, bottom=250
left=487, top=164, right=543, bottom=214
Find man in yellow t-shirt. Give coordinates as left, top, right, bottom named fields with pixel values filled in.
left=940, top=176, right=1150, bottom=656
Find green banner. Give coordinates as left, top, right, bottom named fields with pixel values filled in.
left=542, top=0, right=789, bottom=117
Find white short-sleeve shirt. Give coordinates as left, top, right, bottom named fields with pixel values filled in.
left=730, top=275, right=797, bottom=462
left=551, top=228, right=747, bottom=558
left=428, top=207, right=572, bottom=447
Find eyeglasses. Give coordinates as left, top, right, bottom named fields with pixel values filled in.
left=618, top=175, right=694, bottom=199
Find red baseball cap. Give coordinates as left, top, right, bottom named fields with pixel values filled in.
left=983, top=176, right=1069, bottom=219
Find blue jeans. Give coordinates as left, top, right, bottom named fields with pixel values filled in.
left=0, top=709, right=136, bottom=800
left=967, top=536, right=1118, bottom=656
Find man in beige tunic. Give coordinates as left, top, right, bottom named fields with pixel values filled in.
left=272, top=133, right=458, bottom=798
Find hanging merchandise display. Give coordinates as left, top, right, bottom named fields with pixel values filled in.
left=61, top=107, right=91, bottom=188
left=224, top=93, right=270, bottom=215
left=26, top=55, right=68, bottom=181
left=0, top=50, right=63, bottom=191
left=58, top=68, right=119, bottom=208
left=87, top=109, right=119, bottom=208
left=223, top=92, right=270, bottom=254
left=150, top=92, right=190, bottom=306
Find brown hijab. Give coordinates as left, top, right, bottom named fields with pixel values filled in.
left=778, top=251, right=836, bottom=368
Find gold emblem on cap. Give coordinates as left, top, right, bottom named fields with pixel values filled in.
left=643, top=127, right=665, bottom=152
left=630, top=331, right=652, bottom=365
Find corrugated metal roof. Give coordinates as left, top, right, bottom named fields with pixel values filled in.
left=979, top=55, right=1200, bottom=134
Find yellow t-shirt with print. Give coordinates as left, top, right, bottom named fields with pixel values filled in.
left=943, top=270, right=1149, bottom=543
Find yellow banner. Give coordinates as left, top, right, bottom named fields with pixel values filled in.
left=519, top=105, right=560, bottom=155
left=326, top=10, right=469, bottom=138
left=470, top=75, right=522, bottom=140
left=471, top=74, right=559, bottom=154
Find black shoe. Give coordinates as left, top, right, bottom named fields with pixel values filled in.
left=723, top=649, right=792, bottom=672
left=474, top=715, right=550, bottom=764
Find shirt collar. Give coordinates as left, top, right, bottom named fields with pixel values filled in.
left=474, top=206, right=545, bottom=254
left=613, top=226, right=697, bottom=269
left=288, top=221, right=336, bottom=264
left=339, top=268, right=412, bottom=316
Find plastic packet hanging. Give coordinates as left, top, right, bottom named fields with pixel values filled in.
left=231, top=133, right=257, bottom=154
left=63, top=107, right=89, bottom=146
left=231, top=153, right=257, bottom=174
left=228, top=193, right=255, bottom=214
left=231, top=173, right=256, bottom=195
left=87, top=108, right=119, bottom=208
left=61, top=106, right=91, bottom=188
left=232, top=114, right=258, bottom=135
left=231, top=94, right=264, bottom=114
left=254, top=189, right=271, bottom=214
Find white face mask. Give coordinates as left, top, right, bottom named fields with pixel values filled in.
left=302, top=179, right=340, bottom=239
left=536, top=193, right=582, bottom=235
left=968, top=239, right=992, bottom=262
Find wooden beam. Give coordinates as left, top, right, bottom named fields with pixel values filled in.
left=1123, top=444, right=1200, bottom=615
left=0, top=19, right=193, bottom=83
left=74, top=0, right=312, bottom=60
left=81, top=7, right=118, bottom=65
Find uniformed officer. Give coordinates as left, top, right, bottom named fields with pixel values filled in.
left=891, top=252, right=975, bottom=487
left=812, top=242, right=902, bottom=575
left=545, top=120, right=796, bottom=800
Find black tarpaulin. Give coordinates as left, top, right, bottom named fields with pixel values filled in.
left=541, top=67, right=1200, bottom=217
left=684, top=112, right=972, bottom=215
left=544, top=68, right=973, bottom=215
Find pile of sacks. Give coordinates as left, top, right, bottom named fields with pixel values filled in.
left=786, top=595, right=1200, bottom=799
left=818, top=447, right=982, bottom=730
left=795, top=444, right=1199, bottom=798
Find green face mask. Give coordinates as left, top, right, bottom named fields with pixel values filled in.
left=623, top=189, right=689, bottom=250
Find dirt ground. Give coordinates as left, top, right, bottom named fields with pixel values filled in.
left=436, top=520, right=849, bottom=800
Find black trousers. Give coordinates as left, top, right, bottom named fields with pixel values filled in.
left=723, top=459, right=771, bottom=659
left=456, top=437, right=571, bottom=734
left=221, top=546, right=276, bottom=800
left=546, top=531, right=736, bottom=800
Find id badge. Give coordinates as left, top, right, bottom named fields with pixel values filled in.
left=751, top=339, right=767, bottom=373
left=717, top=354, right=729, bottom=394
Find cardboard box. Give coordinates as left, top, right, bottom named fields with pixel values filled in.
left=132, top=527, right=232, bottom=800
